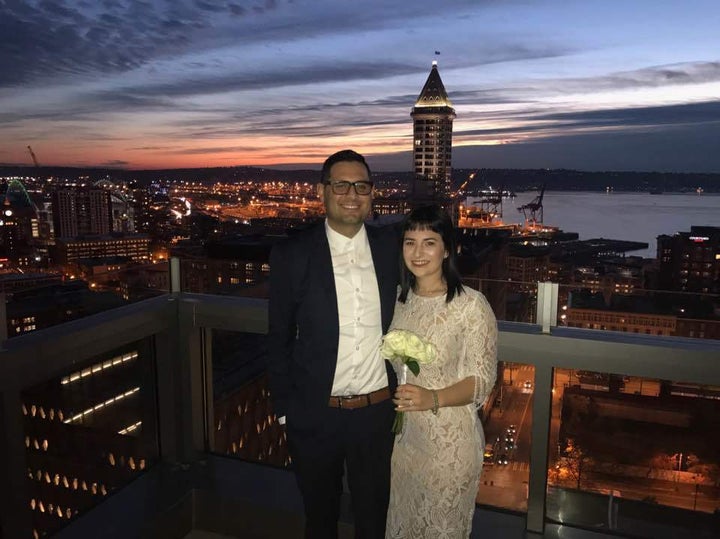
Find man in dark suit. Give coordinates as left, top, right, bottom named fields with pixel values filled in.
left=268, top=149, right=399, bottom=538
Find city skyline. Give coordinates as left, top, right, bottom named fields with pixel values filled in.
left=1, top=0, right=720, bottom=173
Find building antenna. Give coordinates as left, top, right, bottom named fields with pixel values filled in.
left=27, top=145, right=40, bottom=167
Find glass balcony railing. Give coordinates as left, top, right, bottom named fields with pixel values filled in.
left=0, top=297, right=172, bottom=538
left=210, top=329, right=288, bottom=467
left=558, top=284, right=720, bottom=341
left=1, top=283, right=719, bottom=539
left=178, top=257, right=270, bottom=298
left=477, top=361, right=534, bottom=511
left=463, top=277, right=539, bottom=323
left=546, top=367, right=720, bottom=519
left=22, top=342, right=159, bottom=537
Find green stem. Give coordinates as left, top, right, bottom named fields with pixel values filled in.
left=392, top=411, right=404, bottom=435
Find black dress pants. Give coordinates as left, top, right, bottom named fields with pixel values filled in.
left=287, top=398, right=395, bottom=539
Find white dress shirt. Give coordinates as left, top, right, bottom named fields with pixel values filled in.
left=325, top=220, right=387, bottom=396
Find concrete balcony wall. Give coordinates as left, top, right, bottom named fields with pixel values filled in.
left=2, top=291, right=720, bottom=538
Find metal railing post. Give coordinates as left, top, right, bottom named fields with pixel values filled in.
left=170, top=257, right=181, bottom=293
left=0, top=292, right=7, bottom=349
left=525, top=363, right=553, bottom=534
left=536, top=282, right=558, bottom=333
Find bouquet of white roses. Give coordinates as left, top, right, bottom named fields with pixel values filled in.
left=380, top=329, right=437, bottom=435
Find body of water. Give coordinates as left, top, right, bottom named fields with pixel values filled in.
left=503, top=191, right=720, bottom=258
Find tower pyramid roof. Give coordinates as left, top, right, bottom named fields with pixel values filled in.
left=414, top=61, right=453, bottom=108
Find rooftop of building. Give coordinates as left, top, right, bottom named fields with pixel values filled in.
left=568, top=288, right=719, bottom=319
left=412, top=61, right=455, bottom=111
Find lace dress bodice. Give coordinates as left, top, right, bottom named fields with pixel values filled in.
left=386, top=287, right=498, bottom=539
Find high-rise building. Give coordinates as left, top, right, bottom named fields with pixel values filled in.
left=0, top=179, right=40, bottom=266
left=95, top=180, right=136, bottom=233
left=411, top=61, right=456, bottom=197
left=131, top=186, right=151, bottom=233
left=657, top=226, right=720, bottom=294
left=52, top=188, right=112, bottom=239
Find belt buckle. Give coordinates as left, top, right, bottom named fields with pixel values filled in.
left=338, top=395, right=356, bottom=409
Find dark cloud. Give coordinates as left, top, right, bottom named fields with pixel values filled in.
left=454, top=101, right=720, bottom=142
left=101, top=159, right=130, bottom=167
left=1, top=2, right=717, bottom=173
left=362, top=98, right=720, bottom=173
left=453, top=122, right=720, bottom=173
left=538, top=62, right=720, bottom=95
left=108, top=60, right=417, bottom=99
left=535, top=100, right=720, bottom=128
left=159, top=95, right=411, bottom=141
left=38, top=0, right=80, bottom=18
left=0, top=0, right=552, bottom=89
left=167, top=145, right=267, bottom=155
left=0, top=93, right=175, bottom=126
left=228, top=3, right=246, bottom=16
left=0, top=0, right=247, bottom=86
left=0, top=2, right=144, bottom=85
left=194, top=0, right=226, bottom=13
left=128, top=145, right=182, bottom=151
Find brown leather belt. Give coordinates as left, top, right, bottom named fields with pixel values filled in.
left=328, top=387, right=391, bottom=410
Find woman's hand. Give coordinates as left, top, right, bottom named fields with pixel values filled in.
left=393, top=384, right=434, bottom=412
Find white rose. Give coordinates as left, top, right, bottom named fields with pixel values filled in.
left=381, top=329, right=436, bottom=364
left=404, top=333, right=427, bottom=360
left=381, top=329, right=409, bottom=359
left=417, top=341, right=437, bottom=364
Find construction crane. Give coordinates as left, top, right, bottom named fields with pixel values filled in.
left=517, top=185, right=545, bottom=228
left=456, top=170, right=478, bottom=195
left=27, top=145, right=40, bottom=167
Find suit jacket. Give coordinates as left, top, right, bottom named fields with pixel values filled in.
left=267, top=221, right=399, bottom=430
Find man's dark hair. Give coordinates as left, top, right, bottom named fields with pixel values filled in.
left=320, top=149, right=371, bottom=183
left=398, top=204, right=464, bottom=304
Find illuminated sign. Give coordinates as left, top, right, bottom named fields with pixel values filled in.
left=689, top=236, right=709, bottom=242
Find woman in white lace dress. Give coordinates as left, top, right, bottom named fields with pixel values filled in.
left=386, top=205, right=498, bottom=539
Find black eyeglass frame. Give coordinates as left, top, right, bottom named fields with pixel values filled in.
left=322, top=179, right=374, bottom=195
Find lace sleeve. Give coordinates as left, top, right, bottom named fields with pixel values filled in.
left=460, top=291, right=498, bottom=408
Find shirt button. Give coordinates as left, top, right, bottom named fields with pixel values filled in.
left=355, top=288, right=360, bottom=292
left=356, top=346, right=360, bottom=351
left=351, top=259, right=355, bottom=264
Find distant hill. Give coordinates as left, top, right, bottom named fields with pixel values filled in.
left=0, top=165, right=320, bottom=185
left=450, top=168, right=720, bottom=193
left=1, top=164, right=718, bottom=192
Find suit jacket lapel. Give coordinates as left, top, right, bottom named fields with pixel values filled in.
left=367, top=225, right=393, bottom=330
left=311, top=223, right=339, bottom=320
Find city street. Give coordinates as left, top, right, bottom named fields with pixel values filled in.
left=476, top=365, right=720, bottom=516
left=477, top=364, right=535, bottom=510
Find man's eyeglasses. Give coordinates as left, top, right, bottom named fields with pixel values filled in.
left=322, top=180, right=373, bottom=195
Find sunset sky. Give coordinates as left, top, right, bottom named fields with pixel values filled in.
left=1, top=0, right=719, bottom=172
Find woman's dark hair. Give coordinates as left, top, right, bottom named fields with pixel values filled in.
left=398, top=204, right=464, bottom=304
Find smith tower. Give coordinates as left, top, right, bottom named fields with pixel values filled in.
left=411, top=61, right=456, bottom=197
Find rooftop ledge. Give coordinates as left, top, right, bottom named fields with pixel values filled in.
left=1, top=292, right=719, bottom=539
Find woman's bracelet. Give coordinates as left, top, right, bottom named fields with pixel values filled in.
left=431, top=390, right=440, bottom=415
